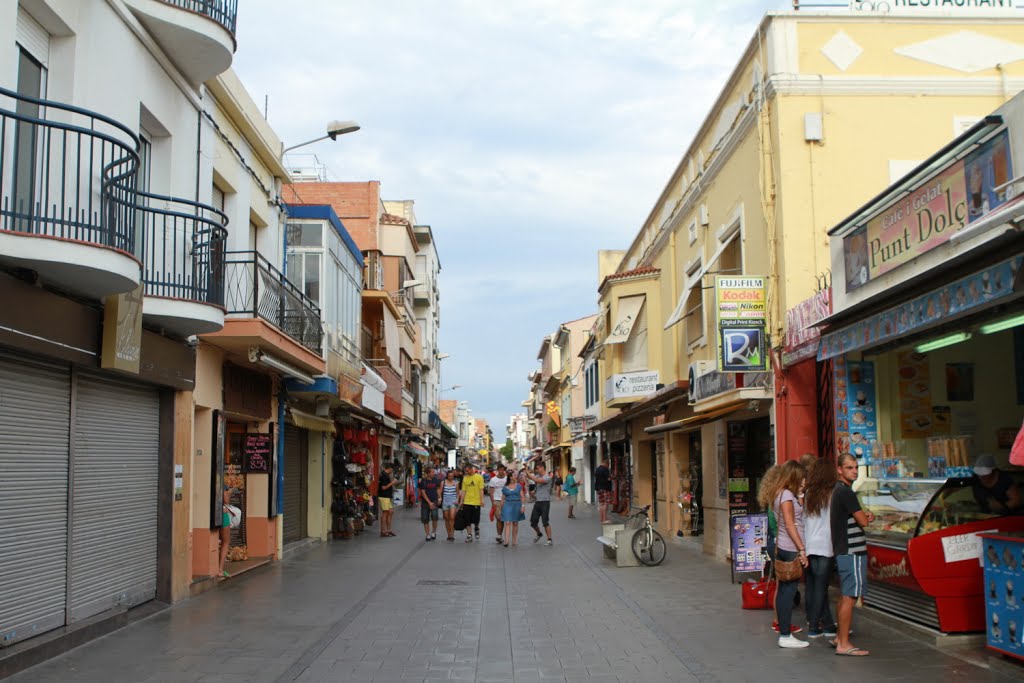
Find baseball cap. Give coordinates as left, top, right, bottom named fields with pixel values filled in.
left=974, top=453, right=996, bottom=476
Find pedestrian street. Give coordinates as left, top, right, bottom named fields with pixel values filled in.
left=8, top=498, right=1020, bottom=683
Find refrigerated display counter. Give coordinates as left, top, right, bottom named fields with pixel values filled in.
left=857, top=475, right=1024, bottom=632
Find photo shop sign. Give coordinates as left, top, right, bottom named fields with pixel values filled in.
left=715, top=276, right=768, bottom=373
left=843, top=129, right=1012, bottom=292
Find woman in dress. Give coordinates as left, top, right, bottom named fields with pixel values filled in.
left=501, top=474, right=526, bottom=547
left=441, top=469, right=460, bottom=542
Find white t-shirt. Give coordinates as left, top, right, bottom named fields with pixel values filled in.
left=488, top=475, right=508, bottom=502
left=804, top=502, right=833, bottom=557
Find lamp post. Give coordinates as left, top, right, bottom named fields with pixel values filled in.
left=282, top=120, right=361, bottom=155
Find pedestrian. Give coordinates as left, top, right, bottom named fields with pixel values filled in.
left=441, top=469, right=460, bottom=542
left=526, top=462, right=555, bottom=545
left=830, top=452, right=874, bottom=657
left=803, top=458, right=838, bottom=639
left=218, top=487, right=232, bottom=578
left=595, top=457, right=613, bottom=524
left=771, top=460, right=809, bottom=649
left=553, top=470, right=563, bottom=498
left=419, top=466, right=442, bottom=541
left=378, top=462, right=396, bottom=538
left=488, top=463, right=509, bottom=544
left=564, top=466, right=580, bottom=518
left=501, top=472, right=526, bottom=547
left=756, top=465, right=782, bottom=575
left=459, top=463, right=485, bottom=542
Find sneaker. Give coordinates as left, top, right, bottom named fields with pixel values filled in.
left=495, top=537, right=503, bottom=544
left=533, top=534, right=543, bottom=544
left=778, top=635, right=810, bottom=649
left=465, top=536, right=473, bottom=543
left=545, top=540, right=554, bottom=546
left=425, top=537, right=431, bottom=542
left=823, top=625, right=838, bottom=638
left=772, top=622, right=803, bottom=634
left=806, top=629, right=823, bottom=639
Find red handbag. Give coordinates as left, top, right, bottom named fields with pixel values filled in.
left=741, top=577, right=776, bottom=610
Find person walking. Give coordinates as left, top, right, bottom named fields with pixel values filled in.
left=772, top=460, right=809, bottom=649
left=441, top=469, right=460, bottom=541
left=526, top=463, right=555, bottom=545
left=488, top=464, right=509, bottom=544
left=803, top=459, right=838, bottom=639
left=595, top=458, right=613, bottom=524
left=459, top=463, right=485, bottom=542
left=831, top=452, right=874, bottom=657
left=419, top=466, right=442, bottom=541
left=564, top=466, right=580, bottom=518
left=378, top=462, right=396, bottom=538
left=501, top=473, right=526, bottom=547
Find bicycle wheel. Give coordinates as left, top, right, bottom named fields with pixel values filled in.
left=631, top=527, right=667, bottom=566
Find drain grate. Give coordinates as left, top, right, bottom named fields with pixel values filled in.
left=417, top=580, right=468, bottom=586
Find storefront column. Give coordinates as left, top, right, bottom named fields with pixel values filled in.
left=169, top=390, right=193, bottom=603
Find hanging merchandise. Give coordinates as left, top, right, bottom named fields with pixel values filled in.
left=1010, top=419, right=1024, bottom=467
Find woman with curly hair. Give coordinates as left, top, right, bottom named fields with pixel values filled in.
left=772, top=460, right=810, bottom=649
left=803, top=458, right=838, bottom=639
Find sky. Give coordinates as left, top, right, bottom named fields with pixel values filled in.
left=233, top=0, right=786, bottom=435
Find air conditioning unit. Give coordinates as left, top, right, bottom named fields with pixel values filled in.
left=687, top=360, right=716, bottom=403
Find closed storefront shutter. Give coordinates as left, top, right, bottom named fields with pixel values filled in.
left=282, top=425, right=306, bottom=544
left=0, top=354, right=70, bottom=646
left=68, top=374, right=159, bottom=623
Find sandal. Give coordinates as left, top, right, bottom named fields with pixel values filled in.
left=835, top=647, right=869, bottom=657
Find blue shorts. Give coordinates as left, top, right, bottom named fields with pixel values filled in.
left=836, top=554, right=867, bottom=598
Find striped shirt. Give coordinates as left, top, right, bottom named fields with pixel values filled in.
left=442, top=482, right=458, bottom=505
left=830, top=481, right=866, bottom=555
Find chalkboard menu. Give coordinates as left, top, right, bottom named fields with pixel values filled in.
left=244, top=433, right=272, bottom=473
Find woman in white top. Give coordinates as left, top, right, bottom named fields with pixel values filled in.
left=802, top=458, right=838, bottom=639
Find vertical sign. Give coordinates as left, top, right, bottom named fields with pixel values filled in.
left=210, top=411, right=226, bottom=528
left=716, top=276, right=768, bottom=372
left=100, top=284, right=144, bottom=373
left=845, top=360, right=878, bottom=465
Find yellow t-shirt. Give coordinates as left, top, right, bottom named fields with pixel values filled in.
left=462, top=473, right=485, bottom=506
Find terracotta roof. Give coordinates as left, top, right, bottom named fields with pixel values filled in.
left=599, top=266, right=661, bottom=292
left=380, top=212, right=412, bottom=227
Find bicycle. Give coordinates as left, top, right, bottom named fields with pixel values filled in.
left=625, top=504, right=667, bottom=566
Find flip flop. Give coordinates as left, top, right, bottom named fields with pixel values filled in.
left=835, top=647, right=869, bottom=657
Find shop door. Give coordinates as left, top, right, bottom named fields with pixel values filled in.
left=226, top=425, right=248, bottom=553
left=0, top=354, right=71, bottom=646
left=283, top=425, right=308, bottom=544
left=68, top=373, right=159, bottom=623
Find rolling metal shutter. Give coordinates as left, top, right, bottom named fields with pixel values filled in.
left=282, top=425, right=306, bottom=544
left=16, top=7, right=50, bottom=68
left=68, top=374, right=159, bottom=623
left=0, top=354, right=70, bottom=647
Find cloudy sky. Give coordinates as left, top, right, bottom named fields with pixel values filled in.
left=233, top=0, right=786, bottom=434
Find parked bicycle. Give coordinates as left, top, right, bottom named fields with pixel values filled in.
left=625, top=504, right=667, bottom=566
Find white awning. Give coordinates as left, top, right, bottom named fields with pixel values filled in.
left=664, top=229, right=740, bottom=330
left=383, top=307, right=400, bottom=369
left=289, top=407, right=336, bottom=434
left=605, top=295, right=646, bottom=345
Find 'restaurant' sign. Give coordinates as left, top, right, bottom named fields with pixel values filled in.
left=843, top=130, right=1012, bottom=291
left=606, top=370, right=659, bottom=401
left=715, top=276, right=768, bottom=372
left=851, top=0, right=1023, bottom=14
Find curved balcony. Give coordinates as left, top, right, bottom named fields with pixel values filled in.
left=0, top=86, right=142, bottom=301
left=125, top=0, right=238, bottom=85
left=141, top=192, right=228, bottom=337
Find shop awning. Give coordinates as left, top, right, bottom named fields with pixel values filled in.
left=405, top=442, right=429, bottom=457
left=605, top=295, right=646, bottom=344
left=289, top=407, right=336, bottom=434
left=643, top=400, right=747, bottom=435
left=383, top=308, right=400, bottom=370
left=664, top=229, right=739, bottom=330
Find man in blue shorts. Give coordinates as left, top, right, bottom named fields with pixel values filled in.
left=830, top=453, right=874, bottom=657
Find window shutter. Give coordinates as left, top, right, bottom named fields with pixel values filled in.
left=17, top=8, right=49, bottom=68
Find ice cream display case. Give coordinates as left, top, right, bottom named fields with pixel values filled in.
left=857, top=476, right=1024, bottom=632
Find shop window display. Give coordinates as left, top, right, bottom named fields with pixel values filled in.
left=331, top=429, right=376, bottom=539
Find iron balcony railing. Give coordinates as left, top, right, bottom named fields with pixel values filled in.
left=159, top=0, right=238, bottom=37
left=140, top=191, right=227, bottom=306
left=0, top=85, right=139, bottom=257
left=223, top=250, right=323, bottom=355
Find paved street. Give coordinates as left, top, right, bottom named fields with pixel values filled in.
left=9, top=500, right=1023, bottom=683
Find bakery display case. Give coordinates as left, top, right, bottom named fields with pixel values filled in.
left=854, top=475, right=1024, bottom=633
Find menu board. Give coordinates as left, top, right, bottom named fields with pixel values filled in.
left=244, top=433, right=272, bottom=473
left=836, top=360, right=879, bottom=465
left=982, top=535, right=1024, bottom=661
left=899, top=351, right=934, bottom=438
left=731, top=513, right=768, bottom=573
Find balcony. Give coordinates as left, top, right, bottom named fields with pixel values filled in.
left=0, top=86, right=141, bottom=300
left=200, top=250, right=325, bottom=376
left=125, top=0, right=238, bottom=85
left=140, top=191, right=227, bottom=336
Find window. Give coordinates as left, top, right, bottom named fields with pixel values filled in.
left=688, top=219, right=698, bottom=245
left=621, top=301, right=648, bottom=372
left=718, top=231, right=741, bottom=276
left=684, top=259, right=705, bottom=348
left=285, top=222, right=322, bottom=248
left=249, top=220, right=258, bottom=252
left=12, top=47, right=45, bottom=230
left=211, top=185, right=225, bottom=212
left=400, top=351, right=412, bottom=391
left=287, top=251, right=321, bottom=305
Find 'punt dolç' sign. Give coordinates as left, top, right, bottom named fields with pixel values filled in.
left=244, top=434, right=272, bottom=473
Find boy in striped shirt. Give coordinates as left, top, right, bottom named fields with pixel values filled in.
left=829, top=453, right=875, bottom=657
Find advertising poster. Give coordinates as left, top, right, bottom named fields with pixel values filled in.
left=843, top=129, right=1013, bottom=292
left=982, top=535, right=1024, bottom=659
left=834, top=356, right=851, bottom=458
left=846, top=361, right=878, bottom=465
left=731, top=513, right=768, bottom=573
left=898, top=351, right=934, bottom=438
left=715, top=276, right=767, bottom=373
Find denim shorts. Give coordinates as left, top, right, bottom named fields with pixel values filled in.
left=442, top=501, right=459, bottom=511
left=836, top=553, right=868, bottom=598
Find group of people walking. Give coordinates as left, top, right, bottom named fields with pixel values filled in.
left=374, top=460, right=582, bottom=548
left=759, top=453, right=873, bottom=656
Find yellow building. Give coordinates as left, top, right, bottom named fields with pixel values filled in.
left=595, top=8, right=1024, bottom=560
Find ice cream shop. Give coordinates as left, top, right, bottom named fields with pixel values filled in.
left=818, top=93, right=1024, bottom=635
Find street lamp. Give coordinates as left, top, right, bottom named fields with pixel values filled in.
left=441, top=384, right=462, bottom=393
left=282, top=119, right=361, bottom=154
